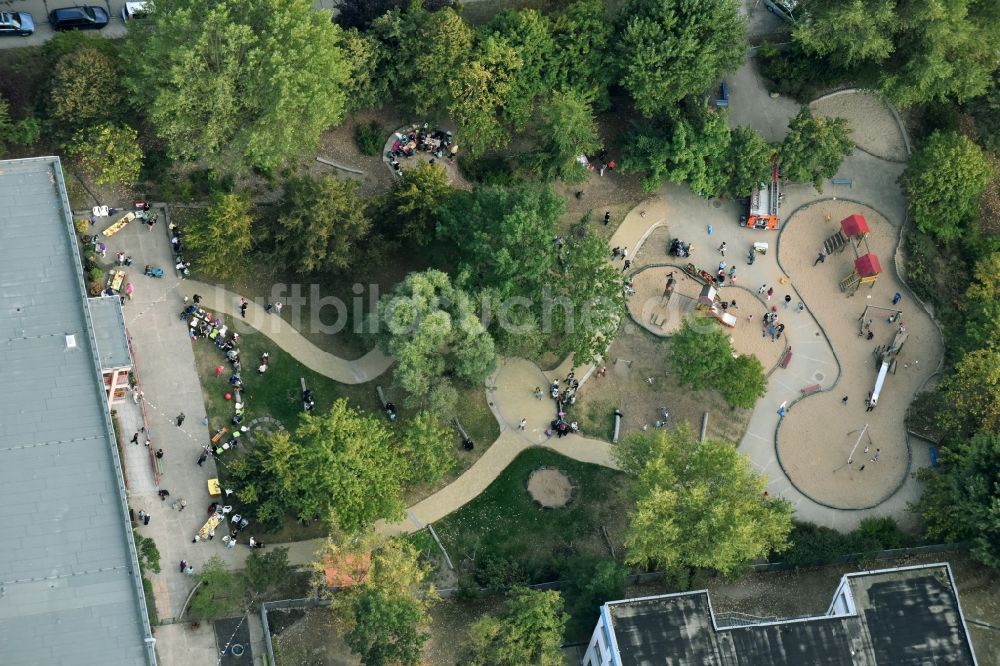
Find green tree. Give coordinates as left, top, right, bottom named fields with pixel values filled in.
left=794, top=0, right=897, bottom=66
left=48, top=47, right=123, bottom=140
left=549, top=230, right=628, bottom=365
left=401, top=7, right=474, bottom=115
left=954, top=252, right=1000, bottom=357
left=369, top=270, right=497, bottom=412
left=533, top=91, right=601, bottom=182
left=726, top=126, right=774, bottom=197
left=0, top=95, right=41, bottom=152
left=189, top=556, right=244, bottom=621
left=934, top=348, right=1000, bottom=439
left=244, top=547, right=292, bottom=597
left=532, top=91, right=601, bottom=182
left=722, top=355, right=767, bottom=409
left=487, top=9, right=555, bottom=130
left=614, top=425, right=793, bottom=574
left=341, top=28, right=391, bottom=112
left=621, top=108, right=731, bottom=194
left=899, top=130, right=993, bottom=241
left=133, top=531, right=161, bottom=574
left=273, top=175, right=371, bottom=274
left=550, top=0, right=613, bottom=108
left=616, top=0, right=745, bottom=117
left=465, top=588, right=568, bottom=666
left=334, top=539, right=437, bottom=666
left=399, top=411, right=455, bottom=485
left=438, top=186, right=564, bottom=301
left=880, top=0, right=1000, bottom=107
left=779, top=107, right=853, bottom=189
left=915, top=432, right=1000, bottom=567
left=669, top=318, right=733, bottom=386
left=562, top=557, right=626, bottom=636
left=183, top=192, right=253, bottom=279
left=448, top=37, right=522, bottom=156
left=68, top=123, right=143, bottom=187
left=384, top=162, right=454, bottom=246
left=127, top=0, right=350, bottom=173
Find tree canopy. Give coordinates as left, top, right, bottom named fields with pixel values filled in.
left=383, top=162, right=454, bottom=246
left=49, top=47, right=123, bottom=140
left=68, top=123, right=143, bottom=187
left=726, top=126, right=774, bottom=197
left=614, top=425, right=793, bottom=574
left=669, top=318, right=734, bottom=386
left=273, top=175, right=371, bottom=274
left=933, top=348, right=1000, bottom=439
left=183, top=192, right=253, bottom=279
left=915, top=432, right=1000, bottom=567
left=900, top=130, right=993, bottom=241
left=329, top=538, right=438, bottom=666
left=402, top=7, right=474, bottom=115
left=779, top=107, right=854, bottom=189
left=230, top=399, right=407, bottom=532
left=369, top=270, right=497, bottom=413
left=465, top=588, right=568, bottom=666
left=532, top=90, right=602, bottom=182
left=487, top=9, right=556, bottom=131
left=549, top=0, right=613, bottom=108
left=615, top=0, right=745, bottom=117
left=793, top=0, right=897, bottom=66
left=127, top=0, right=350, bottom=173
left=953, top=252, right=1000, bottom=358
left=448, top=37, right=522, bottom=157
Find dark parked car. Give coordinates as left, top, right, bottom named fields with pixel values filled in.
left=49, top=6, right=109, bottom=31
left=0, top=12, right=35, bottom=36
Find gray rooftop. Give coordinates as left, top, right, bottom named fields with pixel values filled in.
left=89, top=296, right=133, bottom=370
left=604, top=563, right=977, bottom=666
left=0, top=158, right=155, bottom=665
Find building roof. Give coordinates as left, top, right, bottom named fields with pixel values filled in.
left=855, top=253, right=882, bottom=277
left=602, top=563, right=977, bottom=666
left=0, top=158, right=155, bottom=665
left=89, top=296, right=133, bottom=370
left=840, top=213, right=869, bottom=237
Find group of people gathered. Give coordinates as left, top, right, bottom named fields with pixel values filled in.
left=387, top=125, right=458, bottom=176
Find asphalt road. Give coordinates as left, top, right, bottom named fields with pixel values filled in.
left=0, top=0, right=341, bottom=48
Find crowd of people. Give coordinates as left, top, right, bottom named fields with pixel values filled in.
left=387, top=125, right=458, bottom=176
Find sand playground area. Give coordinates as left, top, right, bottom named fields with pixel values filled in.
left=527, top=468, right=574, bottom=508
left=811, top=91, right=909, bottom=163
left=775, top=201, right=941, bottom=509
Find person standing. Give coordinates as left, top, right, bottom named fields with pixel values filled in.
left=620, top=247, right=628, bottom=261
left=892, top=292, right=902, bottom=305
left=841, top=396, right=849, bottom=406
left=622, top=260, right=632, bottom=272
left=176, top=412, right=185, bottom=427
left=273, top=302, right=283, bottom=316
left=155, top=449, right=164, bottom=460
left=518, top=418, right=527, bottom=430
left=783, top=294, right=791, bottom=308
left=239, top=297, right=248, bottom=318
left=758, top=284, right=767, bottom=295
left=718, top=241, right=727, bottom=256
left=604, top=211, right=611, bottom=226
left=125, top=282, right=135, bottom=301
left=185, top=565, right=194, bottom=576
left=197, top=450, right=208, bottom=466
left=179, top=560, right=187, bottom=574
left=766, top=287, right=773, bottom=301
left=814, top=249, right=827, bottom=266
left=130, top=432, right=140, bottom=445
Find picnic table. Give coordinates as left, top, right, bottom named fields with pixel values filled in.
left=197, top=512, right=224, bottom=541
left=108, top=270, right=126, bottom=292
left=102, top=212, right=136, bottom=237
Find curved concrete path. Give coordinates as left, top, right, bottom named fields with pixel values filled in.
left=187, top=280, right=393, bottom=383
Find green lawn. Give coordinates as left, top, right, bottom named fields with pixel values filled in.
left=433, top=448, right=629, bottom=583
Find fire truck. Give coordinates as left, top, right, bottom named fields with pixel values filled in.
left=740, top=159, right=781, bottom=230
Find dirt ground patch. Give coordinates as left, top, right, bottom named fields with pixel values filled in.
left=776, top=201, right=942, bottom=509
left=271, top=608, right=358, bottom=666
left=575, top=323, right=752, bottom=444
left=527, top=467, right=574, bottom=508
left=810, top=91, right=908, bottom=162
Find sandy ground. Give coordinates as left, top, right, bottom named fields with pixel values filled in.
left=776, top=201, right=942, bottom=509
left=527, top=468, right=574, bottom=508
left=627, top=265, right=786, bottom=371
left=810, top=91, right=908, bottom=162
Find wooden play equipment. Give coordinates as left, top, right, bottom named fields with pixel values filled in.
left=823, top=214, right=870, bottom=255
left=696, top=284, right=737, bottom=327
left=835, top=214, right=881, bottom=295
left=741, top=158, right=781, bottom=230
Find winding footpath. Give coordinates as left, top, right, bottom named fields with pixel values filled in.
left=185, top=90, right=933, bottom=566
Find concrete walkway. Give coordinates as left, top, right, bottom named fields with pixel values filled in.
left=186, top=280, right=393, bottom=384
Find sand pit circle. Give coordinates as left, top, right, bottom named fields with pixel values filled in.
left=527, top=467, right=574, bottom=509
left=810, top=91, right=908, bottom=162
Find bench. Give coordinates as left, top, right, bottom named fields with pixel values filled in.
left=831, top=178, right=853, bottom=187
left=780, top=350, right=793, bottom=369
left=801, top=384, right=820, bottom=395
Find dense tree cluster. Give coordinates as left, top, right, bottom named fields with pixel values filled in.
left=669, top=319, right=767, bottom=409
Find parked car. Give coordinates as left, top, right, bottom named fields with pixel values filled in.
left=122, top=1, right=152, bottom=21
left=0, top=11, right=35, bottom=36
left=763, top=0, right=797, bottom=23
left=49, top=6, right=110, bottom=31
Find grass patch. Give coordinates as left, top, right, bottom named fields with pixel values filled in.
left=577, top=398, right=618, bottom=442
left=434, top=448, right=629, bottom=584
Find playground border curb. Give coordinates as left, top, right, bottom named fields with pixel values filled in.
left=771, top=198, right=916, bottom=511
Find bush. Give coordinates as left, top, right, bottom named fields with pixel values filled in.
left=354, top=120, right=383, bottom=156
left=74, top=219, right=89, bottom=234
left=779, top=518, right=912, bottom=567
left=459, top=154, right=520, bottom=186
left=88, top=266, right=104, bottom=282
left=475, top=554, right=529, bottom=591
